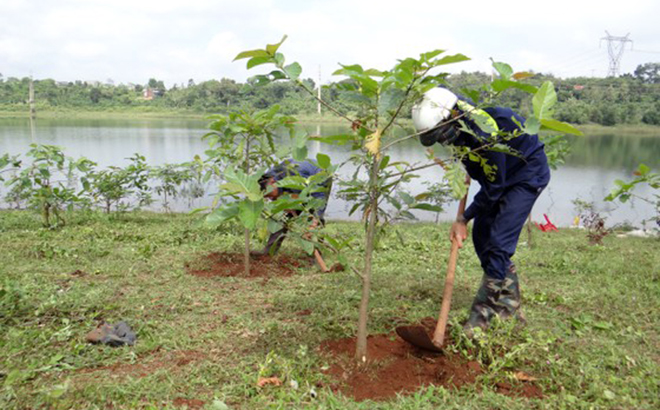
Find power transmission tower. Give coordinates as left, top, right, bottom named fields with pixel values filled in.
left=600, top=31, right=633, bottom=77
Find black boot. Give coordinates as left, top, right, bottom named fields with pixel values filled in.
left=496, top=264, right=526, bottom=324
left=464, top=274, right=503, bottom=337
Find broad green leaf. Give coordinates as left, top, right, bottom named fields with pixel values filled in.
left=266, top=35, right=288, bottom=55
left=298, top=238, right=315, bottom=255
left=205, top=203, right=239, bottom=227
left=491, top=79, right=538, bottom=94
left=284, top=62, right=302, bottom=81
left=412, top=203, right=443, bottom=212
left=293, top=145, right=307, bottom=161
left=238, top=200, right=264, bottom=230
left=421, top=49, right=445, bottom=61
left=399, top=192, right=414, bottom=205
left=540, top=119, right=583, bottom=136
left=532, top=81, right=557, bottom=120
left=267, top=219, right=284, bottom=233
left=234, top=49, right=270, bottom=61
left=524, top=116, right=541, bottom=135
left=491, top=59, right=513, bottom=80
left=221, top=167, right=262, bottom=201
left=269, top=70, right=287, bottom=80
left=247, top=56, right=272, bottom=69
left=316, top=153, right=331, bottom=169
left=431, top=54, right=470, bottom=67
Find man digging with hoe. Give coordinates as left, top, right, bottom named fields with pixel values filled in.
left=398, top=88, right=551, bottom=350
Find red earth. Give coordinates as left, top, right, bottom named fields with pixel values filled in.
left=185, top=252, right=313, bottom=279
left=319, top=323, right=542, bottom=401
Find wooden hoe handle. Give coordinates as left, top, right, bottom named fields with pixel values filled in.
left=314, top=249, right=329, bottom=272
left=432, top=179, right=470, bottom=347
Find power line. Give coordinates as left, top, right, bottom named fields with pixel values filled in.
left=600, top=31, right=633, bottom=77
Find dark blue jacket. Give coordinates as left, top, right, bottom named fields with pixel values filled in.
left=457, top=107, right=550, bottom=221
left=266, top=159, right=331, bottom=218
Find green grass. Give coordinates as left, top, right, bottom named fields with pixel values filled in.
left=1, top=210, right=658, bottom=409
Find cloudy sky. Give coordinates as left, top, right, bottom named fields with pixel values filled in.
left=1, top=0, right=659, bottom=87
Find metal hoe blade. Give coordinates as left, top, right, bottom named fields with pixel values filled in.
left=395, top=325, right=443, bottom=353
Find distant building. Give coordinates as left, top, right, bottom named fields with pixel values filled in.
left=143, top=88, right=154, bottom=100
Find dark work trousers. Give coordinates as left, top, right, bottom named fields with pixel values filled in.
left=263, top=212, right=326, bottom=255
left=472, top=183, right=545, bottom=280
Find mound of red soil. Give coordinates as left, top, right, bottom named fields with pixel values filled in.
left=186, top=252, right=312, bottom=279
left=320, top=322, right=542, bottom=401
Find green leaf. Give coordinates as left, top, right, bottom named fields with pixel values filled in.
left=431, top=53, right=470, bottom=67
left=269, top=70, right=287, bottom=80
left=444, top=163, right=468, bottom=199
left=267, top=219, right=284, bottom=233
left=412, top=203, right=443, bottom=212
left=221, top=167, right=262, bottom=201
left=238, top=200, right=264, bottom=230
left=234, top=49, right=270, bottom=61
left=491, top=79, right=538, bottom=94
left=297, top=238, right=315, bottom=255
left=316, top=153, right=331, bottom=169
left=421, top=49, right=445, bottom=61
left=266, top=35, right=288, bottom=55
left=636, top=163, right=650, bottom=176
left=399, top=192, right=414, bottom=205
left=491, top=59, right=513, bottom=80
left=284, top=62, right=302, bottom=81
left=293, top=146, right=307, bottom=161
left=532, top=81, right=557, bottom=120
left=540, top=119, right=583, bottom=136
left=524, top=117, right=541, bottom=135
left=205, top=203, right=240, bottom=227
left=247, top=56, right=273, bottom=69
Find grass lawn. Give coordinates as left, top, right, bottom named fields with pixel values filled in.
left=1, top=210, right=658, bottom=409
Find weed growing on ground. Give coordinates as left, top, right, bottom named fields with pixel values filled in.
left=0, top=210, right=658, bottom=409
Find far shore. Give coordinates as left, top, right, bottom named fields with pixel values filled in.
left=1, top=108, right=659, bottom=136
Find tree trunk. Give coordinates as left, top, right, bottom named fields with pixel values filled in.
left=526, top=212, right=533, bottom=248
left=355, top=157, right=380, bottom=363
left=244, top=228, right=251, bottom=276
left=243, top=137, right=251, bottom=276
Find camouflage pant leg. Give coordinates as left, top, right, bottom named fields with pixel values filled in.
left=496, top=264, right=526, bottom=323
left=464, top=275, right=503, bottom=336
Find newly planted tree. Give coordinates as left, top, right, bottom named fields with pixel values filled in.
left=234, top=37, right=582, bottom=362
left=606, top=163, right=660, bottom=229
left=203, top=105, right=300, bottom=275
left=1, top=144, right=94, bottom=227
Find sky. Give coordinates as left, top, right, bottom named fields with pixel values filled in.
left=1, top=0, right=659, bottom=87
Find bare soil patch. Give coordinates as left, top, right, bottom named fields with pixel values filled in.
left=185, top=252, right=312, bottom=279
left=319, top=319, right=542, bottom=402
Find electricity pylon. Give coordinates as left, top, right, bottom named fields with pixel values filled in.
left=600, top=31, right=633, bottom=77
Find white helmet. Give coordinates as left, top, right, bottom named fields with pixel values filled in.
left=412, top=88, right=459, bottom=133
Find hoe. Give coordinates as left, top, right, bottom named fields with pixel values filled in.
left=396, top=180, right=470, bottom=352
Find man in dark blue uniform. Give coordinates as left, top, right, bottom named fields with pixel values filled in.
left=256, top=159, right=332, bottom=255
left=412, top=88, right=550, bottom=335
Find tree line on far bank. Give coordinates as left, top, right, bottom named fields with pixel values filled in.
left=0, top=62, right=659, bottom=126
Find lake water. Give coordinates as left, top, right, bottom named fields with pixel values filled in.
left=1, top=117, right=659, bottom=227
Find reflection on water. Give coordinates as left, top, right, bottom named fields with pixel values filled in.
left=1, top=118, right=658, bottom=226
